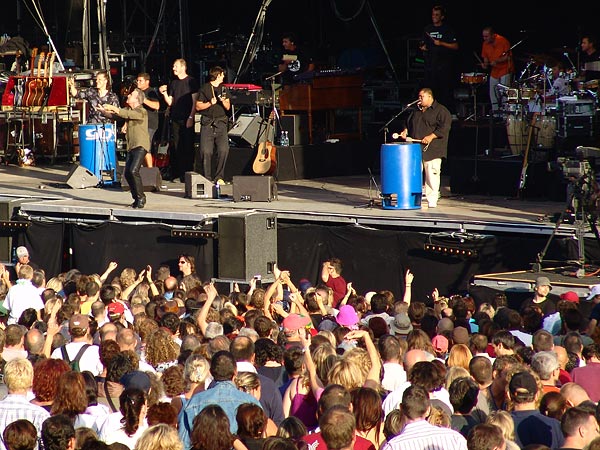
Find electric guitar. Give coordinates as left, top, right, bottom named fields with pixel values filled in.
left=518, top=112, right=538, bottom=197
left=252, top=112, right=277, bottom=175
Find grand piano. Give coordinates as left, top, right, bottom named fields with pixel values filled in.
left=278, top=71, right=364, bottom=144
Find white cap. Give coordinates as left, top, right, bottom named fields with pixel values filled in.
left=587, top=285, right=600, bottom=301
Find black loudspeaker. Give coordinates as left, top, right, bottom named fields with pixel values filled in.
left=0, top=197, right=35, bottom=261
left=184, top=172, right=215, bottom=198
left=280, top=114, right=308, bottom=145
left=218, top=212, right=277, bottom=281
left=120, top=167, right=163, bottom=192
left=233, top=176, right=277, bottom=202
left=65, top=165, right=99, bottom=189
left=228, top=114, right=267, bottom=146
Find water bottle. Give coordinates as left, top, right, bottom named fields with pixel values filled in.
left=282, top=131, right=289, bottom=147
left=213, top=180, right=221, bottom=199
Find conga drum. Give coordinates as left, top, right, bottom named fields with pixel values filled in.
left=506, top=115, right=527, bottom=155
left=380, top=143, right=422, bottom=210
left=536, top=115, right=556, bottom=149
left=79, top=123, right=118, bottom=185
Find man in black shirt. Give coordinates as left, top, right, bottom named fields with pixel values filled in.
left=196, top=66, right=231, bottom=182
left=159, top=59, right=199, bottom=182
left=278, top=33, right=315, bottom=85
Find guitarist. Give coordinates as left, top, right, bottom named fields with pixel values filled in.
left=480, top=26, right=514, bottom=117
left=195, top=66, right=230, bottom=183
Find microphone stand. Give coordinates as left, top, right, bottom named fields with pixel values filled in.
left=379, top=103, right=414, bottom=143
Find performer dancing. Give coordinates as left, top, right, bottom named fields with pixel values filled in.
left=196, top=66, right=231, bottom=183
left=398, top=88, right=451, bottom=208
left=99, top=89, right=150, bottom=209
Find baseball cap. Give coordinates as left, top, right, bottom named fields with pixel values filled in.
left=509, top=371, right=538, bottom=400
left=587, top=285, right=600, bottom=301
left=390, top=312, right=413, bottom=336
left=318, top=318, right=338, bottom=332
left=69, top=314, right=90, bottom=331
left=535, top=276, right=552, bottom=290
left=452, top=326, right=469, bottom=345
left=107, top=302, right=125, bottom=316
left=120, top=371, right=151, bottom=393
left=282, top=313, right=311, bottom=331
left=432, top=335, right=449, bottom=353
left=560, top=291, right=580, bottom=303
left=335, top=305, right=359, bottom=327
left=15, top=246, right=29, bottom=258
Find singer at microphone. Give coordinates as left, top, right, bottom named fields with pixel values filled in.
left=406, top=99, right=420, bottom=108
left=395, top=87, right=451, bottom=209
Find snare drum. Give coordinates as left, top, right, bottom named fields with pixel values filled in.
left=461, top=72, right=488, bottom=84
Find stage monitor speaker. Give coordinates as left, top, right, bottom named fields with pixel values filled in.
left=218, top=212, right=277, bottom=281
left=233, top=176, right=277, bottom=202
left=120, top=167, right=163, bottom=192
left=185, top=172, right=215, bottom=198
left=228, top=114, right=269, bottom=146
left=65, top=165, right=99, bottom=189
left=0, top=197, right=35, bottom=262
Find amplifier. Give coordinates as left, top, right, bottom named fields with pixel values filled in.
left=557, top=115, right=594, bottom=138
left=233, top=176, right=277, bottom=202
left=556, top=98, right=595, bottom=116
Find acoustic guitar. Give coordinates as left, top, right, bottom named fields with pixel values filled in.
left=32, top=52, right=50, bottom=106
left=252, top=112, right=277, bottom=175
left=24, top=50, right=44, bottom=107
left=37, top=52, right=54, bottom=106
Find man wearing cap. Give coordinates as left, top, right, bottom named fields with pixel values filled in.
left=3, top=264, right=44, bottom=325
left=520, top=276, right=558, bottom=317
left=50, top=314, right=102, bottom=376
left=14, top=246, right=39, bottom=272
left=281, top=313, right=312, bottom=349
left=586, top=284, right=600, bottom=335
left=509, top=370, right=564, bottom=449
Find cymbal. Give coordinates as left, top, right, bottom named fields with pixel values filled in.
left=521, top=53, right=551, bottom=65
left=548, top=46, right=578, bottom=54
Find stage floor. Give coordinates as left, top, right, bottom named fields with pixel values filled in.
left=0, top=159, right=581, bottom=238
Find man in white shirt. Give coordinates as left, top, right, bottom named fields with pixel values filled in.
left=4, top=265, right=44, bottom=325
left=51, top=314, right=103, bottom=376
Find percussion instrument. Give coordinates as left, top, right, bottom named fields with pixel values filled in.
left=380, top=143, right=422, bottom=210
left=507, top=88, right=519, bottom=103
left=79, top=123, right=118, bottom=185
left=584, top=79, right=599, bottom=89
left=506, top=115, right=528, bottom=155
left=535, top=115, right=556, bottom=149
left=520, top=88, right=536, bottom=101
left=461, top=73, right=487, bottom=84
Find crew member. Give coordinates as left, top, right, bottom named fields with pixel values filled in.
left=278, top=32, right=315, bottom=85
left=481, top=26, right=514, bottom=117
left=399, top=88, right=451, bottom=209
left=196, top=66, right=231, bottom=183
left=580, top=34, right=600, bottom=82
left=99, top=88, right=150, bottom=209
left=420, top=5, right=459, bottom=114
left=159, top=59, right=198, bottom=182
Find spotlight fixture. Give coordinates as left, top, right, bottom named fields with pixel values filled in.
left=423, top=243, right=478, bottom=258
left=0, top=221, right=30, bottom=230
left=170, top=230, right=218, bottom=239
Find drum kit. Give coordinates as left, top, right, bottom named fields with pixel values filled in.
left=459, top=72, right=488, bottom=121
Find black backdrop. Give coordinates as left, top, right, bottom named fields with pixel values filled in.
left=16, top=219, right=599, bottom=303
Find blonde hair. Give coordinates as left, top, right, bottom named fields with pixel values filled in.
left=486, top=410, right=515, bottom=440
left=344, top=347, right=371, bottom=382
left=427, top=405, right=451, bottom=428
left=134, top=424, right=183, bottom=450
left=46, top=277, right=64, bottom=293
left=235, top=371, right=261, bottom=398
left=120, top=268, right=137, bottom=290
left=317, top=330, right=337, bottom=348
left=4, top=358, right=33, bottom=392
left=184, top=354, right=210, bottom=388
left=447, top=344, right=473, bottom=371
left=444, top=366, right=471, bottom=391
left=328, top=358, right=365, bottom=391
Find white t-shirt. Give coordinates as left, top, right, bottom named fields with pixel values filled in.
left=51, top=341, right=103, bottom=376
left=98, top=411, right=148, bottom=448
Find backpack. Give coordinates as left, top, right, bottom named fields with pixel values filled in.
left=60, top=344, right=91, bottom=372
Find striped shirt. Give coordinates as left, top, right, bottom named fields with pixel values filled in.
left=380, top=419, right=467, bottom=450
left=0, top=394, right=50, bottom=450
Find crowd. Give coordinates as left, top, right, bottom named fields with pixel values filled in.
left=2, top=247, right=600, bottom=450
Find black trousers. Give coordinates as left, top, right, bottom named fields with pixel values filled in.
left=125, top=146, right=147, bottom=202
left=171, top=119, right=195, bottom=180
left=199, top=120, right=229, bottom=181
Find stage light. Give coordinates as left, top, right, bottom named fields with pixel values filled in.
left=0, top=221, right=30, bottom=230
left=170, top=230, right=218, bottom=239
left=424, top=243, right=478, bottom=258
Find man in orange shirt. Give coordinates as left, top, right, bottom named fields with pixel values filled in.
left=481, top=26, right=514, bottom=117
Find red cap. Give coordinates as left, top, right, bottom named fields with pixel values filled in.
left=560, top=291, right=580, bottom=303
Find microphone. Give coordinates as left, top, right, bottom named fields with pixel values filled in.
left=406, top=99, right=420, bottom=107
left=392, top=133, right=401, bottom=139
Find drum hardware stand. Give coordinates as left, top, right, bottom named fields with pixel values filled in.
left=355, top=167, right=381, bottom=209
left=532, top=172, right=600, bottom=277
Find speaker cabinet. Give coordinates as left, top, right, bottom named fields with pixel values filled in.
left=280, top=114, right=308, bottom=145
left=228, top=114, right=272, bottom=146
left=185, top=172, right=215, bottom=198
left=233, top=176, right=277, bottom=202
left=120, top=167, right=163, bottom=192
left=218, top=212, right=277, bottom=281
left=65, top=165, right=99, bottom=189
left=0, top=197, right=35, bottom=262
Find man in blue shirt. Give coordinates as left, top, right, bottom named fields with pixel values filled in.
left=178, top=350, right=262, bottom=449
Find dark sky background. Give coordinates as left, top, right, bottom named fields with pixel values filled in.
left=2, top=0, right=598, bottom=85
